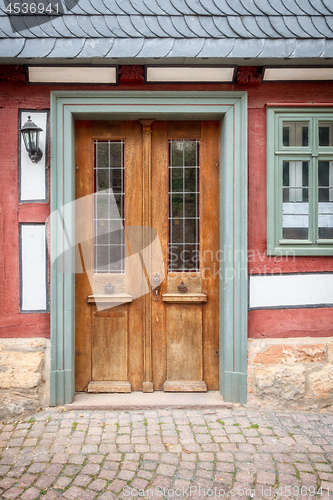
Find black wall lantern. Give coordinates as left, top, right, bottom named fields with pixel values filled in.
left=19, top=116, right=43, bottom=163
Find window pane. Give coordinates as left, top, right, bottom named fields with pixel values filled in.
left=318, top=161, right=333, bottom=239
left=94, top=141, right=124, bottom=273
left=283, top=121, right=309, bottom=147
left=282, top=160, right=309, bottom=239
left=171, top=168, right=183, bottom=192
left=171, top=218, right=183, bottom=244
left=184, top=168, right=197, bottom=192
left=95, top=142, right=109, bottom=168
left=171, top=141, right=184, bottom=166
left=169, top=139, right=199, bottom=271
left=184, top=141, right=197, bottom=166
left=319, top=122, right=333, bottom=147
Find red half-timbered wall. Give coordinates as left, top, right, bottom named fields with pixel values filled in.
left=0, top=74, right=332, bottom=339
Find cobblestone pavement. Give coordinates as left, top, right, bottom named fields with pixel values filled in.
left=1, top=407, right=333, bottom=499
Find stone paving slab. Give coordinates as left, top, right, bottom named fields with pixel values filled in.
left=0, top=407, right=333, bottom=499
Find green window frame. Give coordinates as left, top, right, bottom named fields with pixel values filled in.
left=267, top=107, right=333, bottom=256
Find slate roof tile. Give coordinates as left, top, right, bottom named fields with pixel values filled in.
left=297, top=16, right=326, bottom=37
left=166, top=37, right=204, bottom=57
left=156, top=15, right=184, bottom=37
left=268, top=16, right=299, bottom=37
left=284, top=16, right=312, bottom=37
left=128, top=15, right=158, bottom=37
left=37, top=17, right=67, bottom=37
left=199, top=16, right=227, bottom=38
left=0, top=0, right=333, bottom=61
left=71, top=0, right=101, bottom=15
left=77, top=38, right=114, bottom=57
left=228, top=38, right=265, bottom=57
left=90, top=16, right=116, bottom=37
left=224, top=0, right=252, bottom=15
left=266, top=0, right=292, bottom=15
left=88, top=0, right=113, bottom=15
left=0, top=15, right=17, bottom=37
left=0, top=38, right=25, bottom=56
left=51, top=16, right=82, bottom=37
left=136, top=37, right=175, bottom=56
left=114, top=0, right=138, bottom=15
left=128, top=0, right=156, bottom=15
left=291, top=38, right=326, bottom=57
left=141, top=0, right=170, bottom=15
left=239, top=0, right=266, bottom=15
left=76, top=15, right=105, bottom=37
left=171, top=16, right=198, bottom=37
left=325, top=16, right=333, bottom=33
left=280, top=0, right=308, bottom=15
left=183, top=0, right=211, bottom=15
left=311, top=16, right=333, bottom=37
left=211, top=0, right=238, bottom=15
left=258, top=38, right=296, bottom=57
left=322, top=38, right=333, bottom=56
left=169, top=0, right=196, bottom=15
left=0, top=0, right=6, bottom=15
left=117, top=15, right=145, bottom=37
left=212, top=16, right=238, bottom=37
left=197, top=38, right=235, bottom=57
left=319, top=0, right=333, bottom=14
left=47, top=38, right=86, bottom=57
left=293, top=0, right=323, bottom=15
left=64, top=2, right=87, bottom=15
left=62, top=15, right=91, bottom=37
left=251, top=0, right=276, bottom=15
left=149, top=0, right=181, bottom=15
left=20, top=18, right=50, bottom=38
left=227, top=16, right=257, bottom=38
left=307, top=0, right=330, bottom=14
left=234, top=16, right=268, bottom=38
left=17, top=38, right=56, bottom=57
left=255, top=16, right=282, bottom=37
left=195, top=0, right=226, bottom=16
left=107, top=38, right=145, bottom=57
left=142, top=16, right=170, bottom=36
left=183, top=16, right=211, bottom=37
left=95, top=0, right=125, bottom=15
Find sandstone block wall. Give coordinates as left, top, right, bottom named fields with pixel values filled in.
left=0, top=338, right=50, bottom=420
left=248, top=338, right=333, bottom=409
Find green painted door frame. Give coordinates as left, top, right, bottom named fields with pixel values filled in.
left=49, top=91, right=248, bottom=406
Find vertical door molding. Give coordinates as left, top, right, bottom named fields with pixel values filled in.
left=140, top=119, right=155, bottom=393
left=50, top=91, right=248, bottom=405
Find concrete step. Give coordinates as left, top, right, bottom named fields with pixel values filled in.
left=66, top=391, right=232, bottom=410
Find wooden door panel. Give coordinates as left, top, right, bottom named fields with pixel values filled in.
left=91, top=305, right=128, bottom=381
left=201, top=121, right=220, bottom=389
left=75, top=121, right=94, bottom=392
left=165, top=304, right=203, bottom=381
left=75, top=119, right=219, bottom=392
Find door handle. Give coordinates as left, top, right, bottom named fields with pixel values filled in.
left=152, top=273, right=161, bottom=301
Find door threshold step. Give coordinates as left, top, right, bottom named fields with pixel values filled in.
left=66, top=391, right=232, bottom=410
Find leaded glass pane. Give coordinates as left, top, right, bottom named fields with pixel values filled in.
left=94, top=140, right=124, bottom=273
left=169, top=139, right=199, bottom=271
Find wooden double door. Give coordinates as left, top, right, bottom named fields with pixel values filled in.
left=75, top=120, right=220, bottom=393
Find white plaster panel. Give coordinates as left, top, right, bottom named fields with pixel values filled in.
left=20, top=111, right=47, bottom=201
left=21, top=224, right=47, bottom=311
left=250, top=273, right=333, bottom=309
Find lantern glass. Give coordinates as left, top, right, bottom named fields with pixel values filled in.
left=27, top=130, right=38, bottom=152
